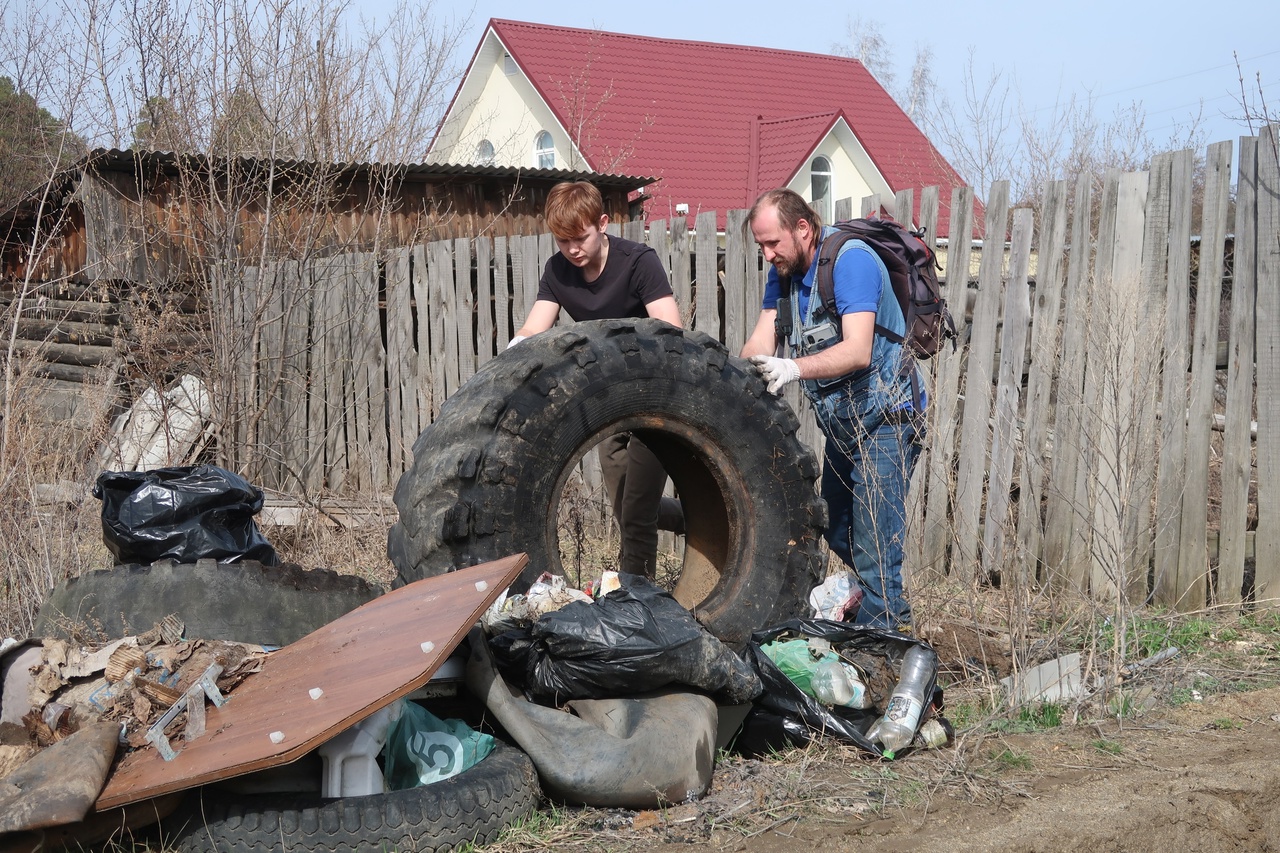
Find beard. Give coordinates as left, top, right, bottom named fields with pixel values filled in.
left=772, top=251, right=810, bottom=279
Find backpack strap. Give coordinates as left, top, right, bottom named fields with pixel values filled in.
left=773, top=274, right=794, bottom=342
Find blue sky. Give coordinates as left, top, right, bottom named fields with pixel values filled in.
left=422, top=0, right=1279, bottom=150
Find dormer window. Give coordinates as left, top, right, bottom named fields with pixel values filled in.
left=811, top=156, right=833, bottom=224
left=534, top=131, right=555, bottom=169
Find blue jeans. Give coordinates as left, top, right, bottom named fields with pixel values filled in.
left=819, top=412, right=922, bottom=629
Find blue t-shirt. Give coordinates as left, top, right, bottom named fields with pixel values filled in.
left=760, top=238, right=883, bottom=319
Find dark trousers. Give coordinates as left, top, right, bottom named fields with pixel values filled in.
left=597, top=433, right=683, bottom=578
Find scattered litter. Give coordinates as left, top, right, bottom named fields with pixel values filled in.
left=1001, top=653, right=1084, bottom=704
left=809, top=571, right=862, bottom=621
left=382, top=699, right=494, bottom=789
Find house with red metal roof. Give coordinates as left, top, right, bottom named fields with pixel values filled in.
left=428, top=19, right=971, bottom=235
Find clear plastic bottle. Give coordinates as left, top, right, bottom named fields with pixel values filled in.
left=864, top=645, right=938, bottom=759
left=809, top=659, right=872, bottom=709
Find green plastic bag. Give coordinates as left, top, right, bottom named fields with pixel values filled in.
left=760, top=639, right=836, bottom=700
left=381, top=699, right=496, bottom=790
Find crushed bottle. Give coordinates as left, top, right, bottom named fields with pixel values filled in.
left=809, top=659, right=872, bottom=709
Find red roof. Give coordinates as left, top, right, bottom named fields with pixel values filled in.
left=471, top=20, right=971, bottom=235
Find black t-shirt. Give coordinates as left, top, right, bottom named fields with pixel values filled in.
left=536, top=235, right=673, bottom=321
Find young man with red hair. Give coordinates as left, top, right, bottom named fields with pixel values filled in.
left=511, top=181, right=683, bottom=578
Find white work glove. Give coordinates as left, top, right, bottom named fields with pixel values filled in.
left=506, top=335, right=527, bottom=349
left=749, top=355, right=800, bottom=395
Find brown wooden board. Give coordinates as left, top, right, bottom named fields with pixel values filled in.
left=96, top=553, right=528, bottom=811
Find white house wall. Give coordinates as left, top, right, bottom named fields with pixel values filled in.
left=431, top=31, right=586, bottom=170
left=786, top=120, right=891, bottom=219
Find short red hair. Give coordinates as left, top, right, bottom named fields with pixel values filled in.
left=545, top=181, right=604, bottom=239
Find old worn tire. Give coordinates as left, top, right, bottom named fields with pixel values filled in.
left=33, top=560, right=383, bottom=646
left=387, top=318, right=826, bottom=647
left=167, top=741, right=539, bottom=853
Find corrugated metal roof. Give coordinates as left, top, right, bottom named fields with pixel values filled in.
left=80, top=147, right=656, bottom=188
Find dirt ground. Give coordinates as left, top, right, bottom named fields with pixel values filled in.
left=495, top=618, right=1280, bottom=853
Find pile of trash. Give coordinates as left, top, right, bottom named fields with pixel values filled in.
left=2, top=619, right=268, bottom=756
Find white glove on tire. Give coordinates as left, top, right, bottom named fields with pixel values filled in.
left=506, top=335, right=527, bottom=349
left=748, top=355, right=800, bottom=395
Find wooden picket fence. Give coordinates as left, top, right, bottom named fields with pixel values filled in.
left=224, top=128, right=1278, bottom=611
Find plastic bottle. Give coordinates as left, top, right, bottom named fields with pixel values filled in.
left=809, top=659, right=872, bottom=709
left=911, top=717, right=955, bottom=751
left=864, top=645, right=938, bottom=759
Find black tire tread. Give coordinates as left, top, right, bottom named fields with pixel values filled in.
left=388, top=318, right=825, bottom=645
left=169, top=741, right=539, bottom=853
left=34, top=559, right=383, bottom=646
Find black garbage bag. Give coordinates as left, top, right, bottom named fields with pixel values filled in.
left=94, top=465, right=279, bottom=566
left=731, top=618, right=942, bottom=758
left=489, top=573, right=761, bottom=705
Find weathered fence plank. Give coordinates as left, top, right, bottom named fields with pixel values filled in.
left=494, top=235, right=512, bottom=350
left=1177, top=140, right=1233, bottom=610
left=1126, top=155, right=1173, bottom=598
left=279, top=260, right=311, bottom=490
left=903, top=186, right=939, bottom=579
left=385, top=247, right=416, bottom=472
left=1015, top=180, right=1068, bottom=577
left=1078, top=171, right=1121, bottom=597
left=953, top=181, right=1010, bottom=577
left=454, top=238, right=476, bottom=385
left=1090, top=169, right=1148, bottom=601
left=1220, top=136, right=1259, bottom=605
left=694, top=211, right=717, bottom=337
left=1255, top=125, right=1280, bottom=606
left=256, top=263, right=286, bottom=489
left=919, top=186, right=974, bottom=578
left=670, top=217, right=693, bottom=327
left=723, top=209, right=749, bottom=354
left=475, top=235, right=494, bottom=369
left=316, top=255, right=349, bottom=490
left=358, top=253, right=389, bottom=491
left=410, top=244, right=434, bottom=427
left=1043, top=173, right=1097, bottom=590
left=427, top=241, right=452, bottom=420
left=982, top=207, right=1033, bottom=581
left=1152, top=149, right=1196, bottom=606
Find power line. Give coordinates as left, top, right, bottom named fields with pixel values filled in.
left=1019, top=49, right=1280, bottom=117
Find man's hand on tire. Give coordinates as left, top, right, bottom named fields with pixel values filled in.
left=749, top=355, right=800, bottom=395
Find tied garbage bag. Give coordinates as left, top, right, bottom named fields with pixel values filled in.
left=490, top=573, right=761, bottom=705
left=381, top=699, right=496, bottom=790
left=732, top=619, right=943, bottom=759
left=94, top=465, right=278, bottom=565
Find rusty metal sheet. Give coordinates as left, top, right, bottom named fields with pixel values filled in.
left=96, top=554, right=527, bottom=811
left=0, top=721, right=120, bottom=833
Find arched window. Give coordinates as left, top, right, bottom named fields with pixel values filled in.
left=811, top=156, right=833, bottom=224
left=476, top=139, right=495, bottom=165
left=534, top=131, right=555, bottom=169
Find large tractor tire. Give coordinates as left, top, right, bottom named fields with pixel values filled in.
left=388, top=319, right=826, bottom=647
